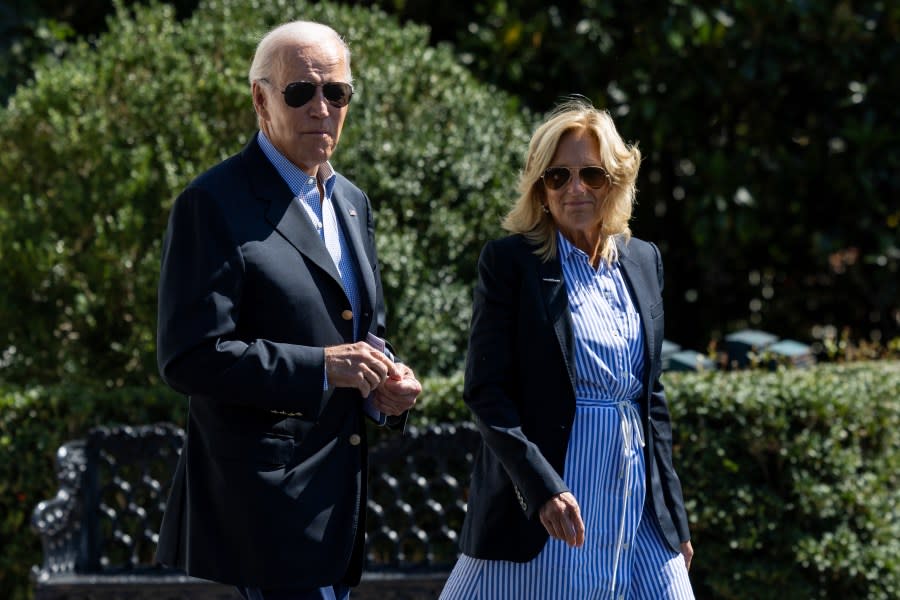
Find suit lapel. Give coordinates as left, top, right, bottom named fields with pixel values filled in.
left=332, top=188, right=376, bottom=316
left=242, top=138, right=343, bottom=286
left=616, top=237, right=656, bottom=382
left=265, top=192, right=344, bottom=286
left=537, top=256, right=577, bottom=392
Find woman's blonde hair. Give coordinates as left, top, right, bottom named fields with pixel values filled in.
left=503, top=98, right=641, bottom=264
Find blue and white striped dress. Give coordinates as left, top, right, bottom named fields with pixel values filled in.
left=441, top=234, right=693, bottom=600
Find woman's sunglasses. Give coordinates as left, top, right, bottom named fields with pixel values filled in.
left=541, top=166, right=610, bottom=191
left=280, top=81, right=354, bottom=108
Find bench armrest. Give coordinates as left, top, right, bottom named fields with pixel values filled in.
left=31, top=439, right=86, bottom=581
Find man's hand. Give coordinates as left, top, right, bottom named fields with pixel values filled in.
left=539, top=491, right=585, bottom=548
left=372, top=363, right=421, bottom=416
left=324, top=342, right=397, bottom=396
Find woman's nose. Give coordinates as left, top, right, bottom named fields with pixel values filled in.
left=567, top=171, right=588, bottom=191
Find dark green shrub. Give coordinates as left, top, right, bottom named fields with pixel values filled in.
left=0, top=383, right=184, bottom=600
left=415, top=361, right=900, bottom=599
left=668, top=361, right=900, bottom=599
left=359, top=0, right=900, bottom=354
left=5, top=363, right=899, bottom=599
left=414, top=371, right=466, bottom=425
left=0, top=0, right=532, bottom=387
left=1, top=372, right=458, bottom=600
left=5, top=363, right=898, bottom=599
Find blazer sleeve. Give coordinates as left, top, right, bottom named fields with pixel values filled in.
left=647, top=241, right=691, bottom=543
left=464, top=240, right=569, bottom=520
left=156, top=186, right=328, bottom=415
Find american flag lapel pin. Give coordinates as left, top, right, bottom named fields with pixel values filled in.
left=348, top=208, right=357, bottom=217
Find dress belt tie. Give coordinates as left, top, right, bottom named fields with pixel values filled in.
left=611, top=400, right=645, bottom=594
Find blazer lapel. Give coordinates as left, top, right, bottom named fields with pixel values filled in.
left=241, top=139, right=343, bottom=286
left=332, top=189, right=376, bottom=316
left=616, top=237, right=656, bottom=378
left=537, top=256, right=577, bottom=392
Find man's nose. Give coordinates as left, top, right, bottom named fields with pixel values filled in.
left=307, top=88, right=330, bottom=117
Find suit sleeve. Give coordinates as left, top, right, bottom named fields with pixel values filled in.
left=156, top=186, right=328, bottom=415
left=464, top=241, right=569, bottom=520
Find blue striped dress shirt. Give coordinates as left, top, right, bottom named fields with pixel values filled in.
left=557, top=232, right=645, bottom=403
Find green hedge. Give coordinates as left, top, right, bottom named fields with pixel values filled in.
left=0, top=0, right=532, bottom=387
left=0, top=372, right=464, bottom=600
left=4, top=362, right=898, bottom=599
left=0, top=361, right=900, bottom=600
left=401, top=361, right=900, bottom=598
left=668, top=361, right=900, bottom=599
left=0, top=384, right=184, bottom=600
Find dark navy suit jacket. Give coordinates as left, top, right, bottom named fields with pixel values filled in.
left=459, top=233, right=691, bottom=561
left=155, top=135, right=395, bottom=588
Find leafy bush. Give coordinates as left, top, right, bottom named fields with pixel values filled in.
left=414, top=370, right=466, bottom=424
left=4, top=362, right=898, bottom=599
left=668, top=361, right=900, bottom=599
left=0, top=383, right=184, bottom=600
left=400, top=361, right=900, bottom=598
left=0, top=371, right=460, bottom=600
left=0, top=0, right=532, bottom=387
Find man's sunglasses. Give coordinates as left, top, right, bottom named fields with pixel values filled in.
left=279, top=81, right=354, bottom=108
left=541, top=166, right=610, bottom=191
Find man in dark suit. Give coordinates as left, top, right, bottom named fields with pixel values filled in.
left=155, top=20, right=421, bottom=600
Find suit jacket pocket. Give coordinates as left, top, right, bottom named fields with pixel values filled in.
left=210, top=430, right=295, bottom=468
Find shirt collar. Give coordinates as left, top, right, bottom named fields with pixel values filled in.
left=557, top=231, right=580, bottom=262
left=257, top=130, right=337, bottom=199
left=557, top=231, right=617, bottom=273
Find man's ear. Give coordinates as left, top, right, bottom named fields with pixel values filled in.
left=252, top=81, right=269, bottom=121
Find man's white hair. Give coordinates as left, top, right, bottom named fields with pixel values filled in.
left=247, top=21, right=352, bottom=86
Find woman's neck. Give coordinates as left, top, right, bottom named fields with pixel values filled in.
left=562, top=227, right=604, bottom=268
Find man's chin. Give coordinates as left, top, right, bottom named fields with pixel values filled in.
left=289, top=149, right=334, bottom=170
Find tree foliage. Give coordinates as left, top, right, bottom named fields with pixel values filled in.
left=5, top=0, right=898, bottom=376
left=0, top=0, right=532, bottom=385
left=357, top=0, right=900, bottom=351
left=0, top=0, right=200, bottom=101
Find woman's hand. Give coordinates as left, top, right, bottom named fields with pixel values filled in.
left=680, top=540, right=694, bottom=571
left=539, top=492, right=585, bottom=548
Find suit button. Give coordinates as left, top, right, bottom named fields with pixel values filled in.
left=349, top=434, right=361, bottom=446
left=341, top=310, right=353, bottom=321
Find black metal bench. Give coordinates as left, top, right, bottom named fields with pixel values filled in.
left=31, top=421, right=480, bottom=600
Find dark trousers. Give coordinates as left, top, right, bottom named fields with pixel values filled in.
left=236, top=585, right=351, bottom=600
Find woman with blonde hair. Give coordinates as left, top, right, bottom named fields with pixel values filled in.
left=441, top=98, right=695, bottom=599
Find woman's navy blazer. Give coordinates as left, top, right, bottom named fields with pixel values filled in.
left=459, top=233, right=691, bottom=561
